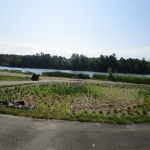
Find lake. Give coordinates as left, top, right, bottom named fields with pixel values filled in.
left=0, top=66, right=150, bottom=78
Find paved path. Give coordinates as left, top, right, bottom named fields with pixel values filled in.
left=0, top=80, right=64, bottom=86
left=0, top=115, right=150, bottom=150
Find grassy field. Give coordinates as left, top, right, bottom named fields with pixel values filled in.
left=0, top=75, right=31, bottom=81
left=0, top=82, right=150, bottom=123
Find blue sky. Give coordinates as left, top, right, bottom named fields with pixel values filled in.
left=0, top=0, right=150, bottom=60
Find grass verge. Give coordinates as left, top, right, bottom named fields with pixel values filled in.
left=0, top=75, right=31, bottom=81
left=0, top=69, right=33, bottom=75
left=1, top=106, right=150, bottom=124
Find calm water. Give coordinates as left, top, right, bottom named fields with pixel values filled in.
left=0, top=66, right=150, bottom=78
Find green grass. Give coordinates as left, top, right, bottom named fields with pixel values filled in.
left=92, top=74, right=150, bottom=84
left=42, top=71, right=90, bottom=79
left=0, top=106, right=150, bottom=124
left=0, top=75, right=31, bottom=81
left=0, top=82, right=150, bottom=123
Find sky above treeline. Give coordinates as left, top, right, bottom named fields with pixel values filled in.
left=0, top=0, right=150, bottom=60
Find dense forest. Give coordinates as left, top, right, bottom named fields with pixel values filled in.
left=0, top=52, right=150, bottom=74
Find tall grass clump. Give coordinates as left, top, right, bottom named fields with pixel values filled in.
left=10, top=70, right=22, bottom=73
left=92, top=74, right=108, bottom=80
left=92, top=67, right=150, bottom=84
left=24, top=71, right=33, bottom=75
left=111, top=74, right=150, bottom=84
left=42, top=71, right=90, bottom=79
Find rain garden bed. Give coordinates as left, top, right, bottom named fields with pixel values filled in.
left=0, top=82, right=150, bottom=123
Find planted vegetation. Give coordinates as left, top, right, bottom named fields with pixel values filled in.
left=0, top=82, right=150, bottom=123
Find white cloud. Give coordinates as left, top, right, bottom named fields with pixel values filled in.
left=0, top=41, right=46, bottom=55
left=0, top=41, right=150, bottom=60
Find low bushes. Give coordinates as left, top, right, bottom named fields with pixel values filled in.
left=92, top=74, right=150, bottom=84
left=42, top=71, right=90, bottom=79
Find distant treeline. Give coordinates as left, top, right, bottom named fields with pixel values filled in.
left=0, top=52, right=150, bottom=74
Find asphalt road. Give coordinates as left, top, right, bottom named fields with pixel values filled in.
left=0, top=115, right=150, bottom=150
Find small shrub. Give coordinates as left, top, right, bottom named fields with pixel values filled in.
left=107, top=110, right=110, bottom=115
left=133, top=105, right=137, bottom=109
left=127, top=109, right=131, bottom=114
left=127, top=106, right=131, bottom=110
left=122, top=113, right=126, bottom=116
left=92, top=111, right=96, bottom=114
left=142, top=108, right=147, bottom=115
left=119, top=109, right=122, bottom=113
left=113, top=108, right=118, bottom=114
left=99, top=110, right=103, bottom=114
left=136, top=111, right=141, bottom=115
